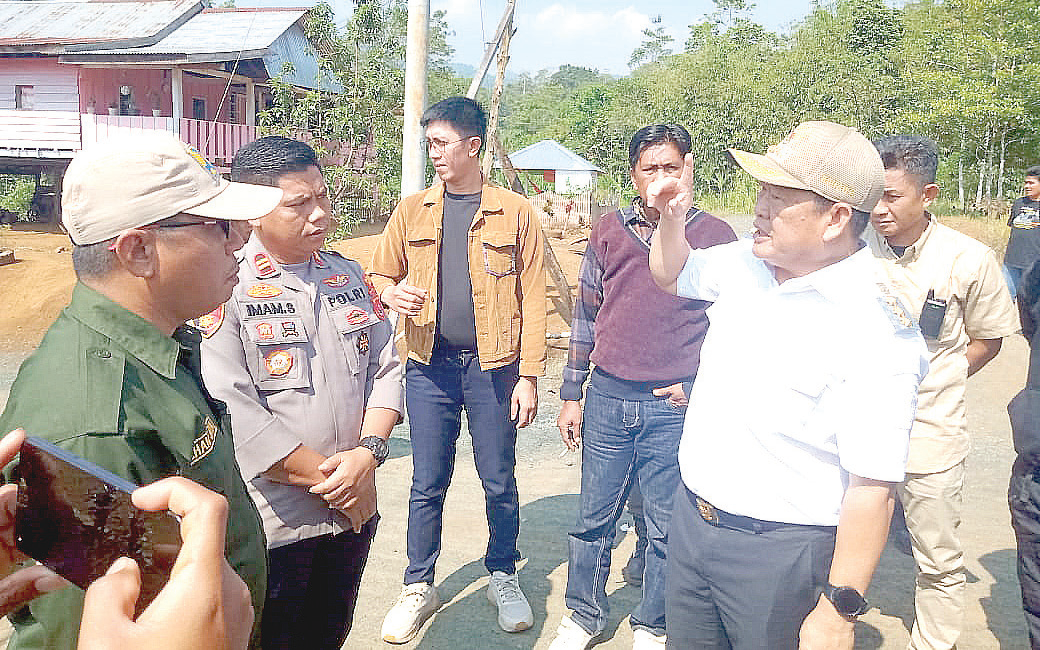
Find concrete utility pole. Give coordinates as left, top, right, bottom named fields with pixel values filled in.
left=400, top=0, right=429, bottom=198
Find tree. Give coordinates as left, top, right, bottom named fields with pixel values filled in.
left=629, top=16, right=675, bottom=69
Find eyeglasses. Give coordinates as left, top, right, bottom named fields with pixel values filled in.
left=148, top=219, right=231, bottom=238
left=425, top=137, right=472, bottom=153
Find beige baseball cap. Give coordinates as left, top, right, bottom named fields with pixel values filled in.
left=728, top=121, right=885, bottom=213
left=61, top=132, right=283, bottom=245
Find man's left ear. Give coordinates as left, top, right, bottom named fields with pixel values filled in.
left=923, top=183, right=940, bottom=206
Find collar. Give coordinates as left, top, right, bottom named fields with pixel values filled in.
left=778, top=244, right=873, bottom=304
left=867, top=214, right=935, bottom=262
left=622, top=198, right=700, bottom=227
left=65, top=283, right=182, bottom=379
left=420, top=183, right=504, bottom=225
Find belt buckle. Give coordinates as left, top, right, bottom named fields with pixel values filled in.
left=696, top=497, right=719, bottom=526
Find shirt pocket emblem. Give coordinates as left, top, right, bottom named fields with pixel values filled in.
left=247, top=283, right=282, bottom=298
left=265, top=349, right=294, bottom=376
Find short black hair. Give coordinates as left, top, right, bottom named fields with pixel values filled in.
left=421, top=97, right=487, bottom=153
left=231, top=136, right=320, bottom=187
left=1026, top=165, right=1040, bottom=180
left=628, top=124, right=692, bottom=170
left=873, top=135, right=938, bottom=189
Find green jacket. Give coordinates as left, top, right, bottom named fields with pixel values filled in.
left=0, top=283, right=267, bottom=649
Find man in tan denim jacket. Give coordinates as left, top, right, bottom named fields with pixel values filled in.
left=369, top=97, right=546, bottom=644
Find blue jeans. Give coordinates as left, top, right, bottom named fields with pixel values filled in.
left=565, top=383, right=685, bottom=637
left=403, top=351, right=521, bottom=584
left=1005, top=264, right=1024, bottom=302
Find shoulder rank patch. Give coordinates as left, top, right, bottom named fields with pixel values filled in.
left=364, top=274, right=387, bottom=320
left=876, top=282, right=916, bottom=330
left=253, top=252, right=278, bottom=278
left=247, top=283, right=282, bottom=299
left=193, top=305, right=224, bottom=338
left=312, top=251, right=328, bottom=268
left=265, top=349, right=294, bottom=376
left=323, top=274, right=352, bottom=288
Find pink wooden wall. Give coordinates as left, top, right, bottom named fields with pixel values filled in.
left=78, top=68, right=239, bottom=122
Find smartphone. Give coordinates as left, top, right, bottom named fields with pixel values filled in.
left=14, top=436, right=182, bottom=610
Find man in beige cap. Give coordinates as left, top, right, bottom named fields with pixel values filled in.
left=0, top=132, right=281, bottom=650
left=648, top=121, right=929, bottom=649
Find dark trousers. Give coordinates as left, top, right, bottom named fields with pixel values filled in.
left=665, top=487, right=835, bottom=649
left=261, top=520, right=377, bottom=650
left=404, top=353, right=521, bottom=584
left=1010, top=458, right=1040, bottom=648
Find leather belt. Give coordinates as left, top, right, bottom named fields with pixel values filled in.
left=689, top=489, right=794, bottom=535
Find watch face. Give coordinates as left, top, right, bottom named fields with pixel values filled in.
left=832, top=586, right=868, bottom=616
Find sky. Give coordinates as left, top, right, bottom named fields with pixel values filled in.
left=430, top=0, right=816, bottom=76
left=237, top=0, right=819, bottom=77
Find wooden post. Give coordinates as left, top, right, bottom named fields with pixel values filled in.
left=466, top=0, right=575, bottom=326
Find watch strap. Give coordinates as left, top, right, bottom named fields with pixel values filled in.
left=358, top=436, right=389, bottom=467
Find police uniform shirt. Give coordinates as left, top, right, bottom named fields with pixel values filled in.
left=866, top=219, right=1019, bottom=474
left=673, top=240, right=929, bottom=526
left=0, top=283, right=268, bottom=650
left=199, top=236, right=403, bottom=549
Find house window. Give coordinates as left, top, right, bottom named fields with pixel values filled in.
left=15, top=85, right=34, bottom=109
left=118, top=85, right=134, bottom=115
left=192, top=98, right=206, bottom=120
left=229, top=92, right=240, bottom=123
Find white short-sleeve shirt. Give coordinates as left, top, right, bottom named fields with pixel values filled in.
left=675, top=239, right=929, bottom=526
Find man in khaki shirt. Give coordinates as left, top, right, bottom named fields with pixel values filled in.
left=866, top=135, right=1019, bottom=650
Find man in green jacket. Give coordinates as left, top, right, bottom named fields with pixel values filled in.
left=0, top=132, right=282, bottom=649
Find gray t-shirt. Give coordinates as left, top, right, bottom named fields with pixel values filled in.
left=436, top=191, right=481, bottom=351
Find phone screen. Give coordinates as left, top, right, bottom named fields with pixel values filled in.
left=14, top=436, right=182, bottom=610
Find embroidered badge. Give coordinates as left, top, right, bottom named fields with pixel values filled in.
left=364, top=275, right=387, bottom=320
left=357, top=331, right=370, bottom=354
left=183, top=143, right=219, bottom=179
left=191, top=416, right=219, bottom=464
left=253, top=253, right=277, bottom=278
left=247, top=283, right=282, bottom=298
left=346, top=306, right=370, bottom=325
left=265, top=349, right=293, bottom=376
left=256, top=322, right=274, bottom=340
left=876, top=282, right=915, bottom=329
left=322, top=274, right=352, bottom=288
left=281, top=321, right=299, bottom=338
left=194, top=305, right=224, bottom=338
left=312, top=251, right=328, bottom=268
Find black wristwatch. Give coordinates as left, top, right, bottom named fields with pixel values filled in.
left=824, top=583, right=869, bottom=620
left=358, top=436, right=389, bottom=467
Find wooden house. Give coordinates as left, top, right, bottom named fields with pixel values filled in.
left=0, top=0, right=332, bottom=220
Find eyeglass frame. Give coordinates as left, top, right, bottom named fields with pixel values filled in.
left=425, top=135, right=477, bottom=153
left=145, top=219, right=232, bottom=238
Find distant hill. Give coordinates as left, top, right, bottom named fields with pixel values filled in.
left=449, top=61, right=521, bottom=85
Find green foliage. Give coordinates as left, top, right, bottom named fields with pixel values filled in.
left=258, top=0, right=464, bottom=236
left=497, top=0, right=1040, bottom=214
left=0, top=176, right=33, bottom=217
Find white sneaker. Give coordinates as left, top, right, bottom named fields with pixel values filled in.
left=381, top=582, right=440, bottom=644
left=632, top=627, right=666, bottom=649
left=547, top=616, right=595, bottom=650
left=486, top=571, right=534, bottom=632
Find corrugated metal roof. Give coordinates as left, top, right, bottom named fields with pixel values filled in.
left=264, top=21, right=340, bottom=92
left=79, top=8, right=308, bottom=57
left=505, top=140, right=604, bottom=173
left=0, top=0, right=200, bottom=49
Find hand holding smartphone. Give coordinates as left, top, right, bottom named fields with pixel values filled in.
left=14, top=436, right=181, bottom=611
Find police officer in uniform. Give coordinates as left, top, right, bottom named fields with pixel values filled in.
left=198, top=136, right=403, bottom=650
left=0, top=133, right=279, bottom=649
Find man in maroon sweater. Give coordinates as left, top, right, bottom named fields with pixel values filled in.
left=549, top=124, right=736, bottom=650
